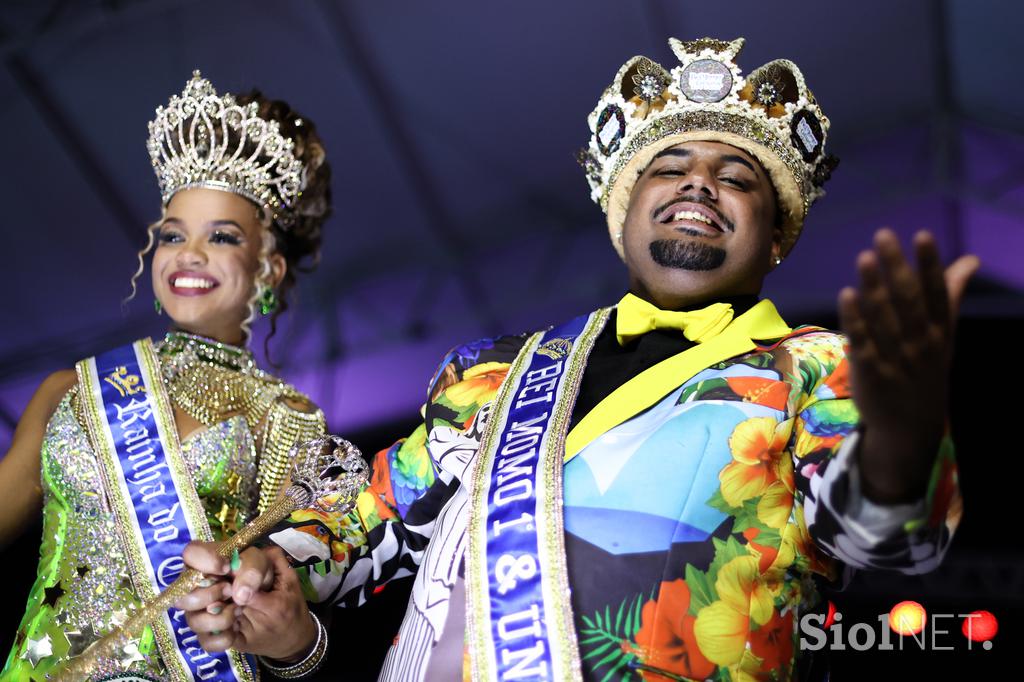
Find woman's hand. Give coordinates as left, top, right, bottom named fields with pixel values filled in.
left=176, top=542, right=318, bottom=661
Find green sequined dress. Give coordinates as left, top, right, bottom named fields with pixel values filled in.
left=2, top=334, right=325, bottom=681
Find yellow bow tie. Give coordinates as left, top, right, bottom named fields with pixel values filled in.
left=615, top=293, right=735, bottom=345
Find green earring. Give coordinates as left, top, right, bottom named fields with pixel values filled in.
left=154, top=299, right=163, bottom=314
left=259, top=287, right=277, bottom=315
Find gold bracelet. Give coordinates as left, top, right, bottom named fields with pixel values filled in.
left=259, top=611, right=328, bottom=679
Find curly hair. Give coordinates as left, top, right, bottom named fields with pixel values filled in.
left=235, top=89, right=332, bottom=357
left=128, top=87, right=332, bottom=358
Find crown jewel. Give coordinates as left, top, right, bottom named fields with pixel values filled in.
left=147, top=71, right=305, bottom=226
left=581, top=38, right=838, bottom=257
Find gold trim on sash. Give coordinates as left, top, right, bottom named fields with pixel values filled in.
left=466, top=311, right=609, bottom=682
left=467, top=329, right=543, bottom=682
left=535, top=309, right=608, bottom=681
left=466, top=300, right=791, bottom=680
left=77, top=339, right=257, bottom=682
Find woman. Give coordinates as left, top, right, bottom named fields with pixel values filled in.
left=0, top=71, right=331, bottom=681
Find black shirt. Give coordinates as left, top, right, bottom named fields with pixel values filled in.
left=567, top=295, right=760, bottom=431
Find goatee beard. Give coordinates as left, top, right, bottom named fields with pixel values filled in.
left=650, top=238, right=726, bottom=271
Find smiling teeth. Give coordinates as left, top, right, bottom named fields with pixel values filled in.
left=173, top=277, right=215, bottom=289
left=671, top=210, right=714, bottom=226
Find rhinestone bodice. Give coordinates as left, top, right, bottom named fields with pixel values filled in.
left=4, top=333, right=324, bottom=680
left=3, top=393, right=258, bottom=680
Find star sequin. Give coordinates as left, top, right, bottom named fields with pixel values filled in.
left=118, top=639, right=146, bottom=669
left=76, top=565, right=90, bottom=579
left=42, top=583, right=65, bottom=609
left=64, top=623, right=96, bottom=657
left=20, top=634, right=53, bottom=668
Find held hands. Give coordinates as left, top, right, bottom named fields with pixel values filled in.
left=837, top=229, right=979, bottom=503
left=175, top=542, right=317, bottom=662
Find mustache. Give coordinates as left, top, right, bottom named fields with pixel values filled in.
left=654, top=195, right=734, bottom=232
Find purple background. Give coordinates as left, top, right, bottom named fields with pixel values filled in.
left=0, top=1, right=1020, bottom=679
left=0, top=0, right=1021, bottom=441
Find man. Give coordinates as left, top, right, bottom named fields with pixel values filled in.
left=179, top=37, right=975, bottom=681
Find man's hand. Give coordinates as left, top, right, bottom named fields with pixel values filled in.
left=838, top=228, right=979, bottom=504
left=234, top=546, right=319, bottom=661
left=175, top=542, right=318, bottom=662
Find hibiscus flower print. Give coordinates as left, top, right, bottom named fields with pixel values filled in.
left=633, top=580, right=715, bottom=681
left=719, top=417, right=794, bottom=507
left=693, top=556, right=777, bottom=674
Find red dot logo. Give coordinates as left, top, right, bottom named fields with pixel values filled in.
left=962, top=610, right=997, bottom=649
left=889, top=600, right=927, bottom=636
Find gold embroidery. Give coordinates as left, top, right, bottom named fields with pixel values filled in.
left=536, top=337, right=573, bottom=360
left=102, top=366, right=145, bottom=397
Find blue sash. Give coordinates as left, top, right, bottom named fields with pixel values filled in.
left=77, top=340, right=256, bottom=682
left=467, top=310, right=609, bottom=682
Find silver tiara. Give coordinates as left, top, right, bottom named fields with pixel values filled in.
left=147, top=71, right=305, bottom=225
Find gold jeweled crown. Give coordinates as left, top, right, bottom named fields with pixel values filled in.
left=147, top=71, right=306, bottom=226
left=580, top=37, right=839, bottom=257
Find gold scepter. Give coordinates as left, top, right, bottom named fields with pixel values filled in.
left=57, top=435, right=368, bottom=682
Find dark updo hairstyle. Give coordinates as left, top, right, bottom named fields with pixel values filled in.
left=234, top=90, right=332, bottom=358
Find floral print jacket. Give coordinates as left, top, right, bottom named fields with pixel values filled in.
left=268, top=315, right=960, bottom=682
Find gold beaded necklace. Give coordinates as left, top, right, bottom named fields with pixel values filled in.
left=154, top=331, right=286, bottom=427
left=65, top=331, right=327, bottom=516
